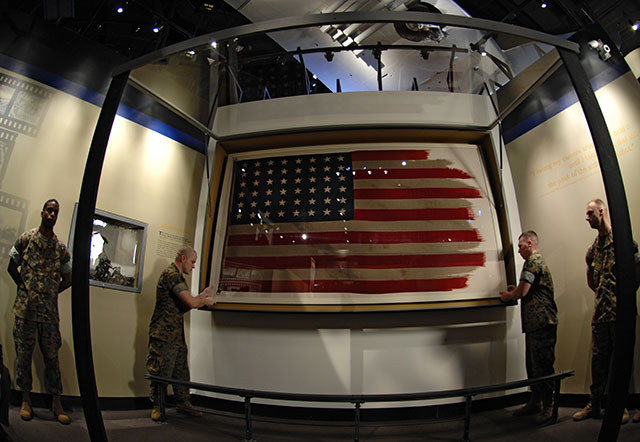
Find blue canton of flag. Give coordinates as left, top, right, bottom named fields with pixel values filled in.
left=230, top=153, right=355, bottom=225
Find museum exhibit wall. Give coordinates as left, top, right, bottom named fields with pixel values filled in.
left=187, top=91, right=528, bottom=407
left=506, top=70, right=640, bottom=394
left=0, top=13, right=206, bottom=398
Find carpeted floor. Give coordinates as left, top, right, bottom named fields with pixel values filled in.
left=2, top=403, right=640, bottom=442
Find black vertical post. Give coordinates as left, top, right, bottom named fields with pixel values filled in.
left=353, top=402, right=361, bottom=442
left=463, top=395, right=472, bottom=442
left=72, top=71, right=130, bottom=442
left=558, top=47, right=637, bottom=442
left=374, top=42, right=383, bottom=91
left=244, top=396, right=255, bottom=442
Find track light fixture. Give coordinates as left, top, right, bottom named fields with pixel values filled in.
left=588, top=39, right=611, bottom=61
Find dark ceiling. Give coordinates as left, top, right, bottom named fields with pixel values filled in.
left=9, top=0, right=640, bottom=60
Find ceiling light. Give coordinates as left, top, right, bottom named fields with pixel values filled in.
left=632, top=21, right=639, bottom=31
left=152, top=26, right=160, bottom=33
left=116, top=6, right=124, bottom=13
left=210, top=41, right=217, bottom=48
left=541, top=2, right=547, bottom=8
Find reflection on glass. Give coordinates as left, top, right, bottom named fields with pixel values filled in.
left=70, top=207, right=148, bottom=293
left=218, top=145, right=504, bottom=306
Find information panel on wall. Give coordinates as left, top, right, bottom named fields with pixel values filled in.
left=212, top=142, right=506, bottom=310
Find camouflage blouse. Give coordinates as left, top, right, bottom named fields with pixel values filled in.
left=586, top=231, right=639, bottom=324
left=148, top=262, right=190, bottom=343
left=10, top=228, right=72, bottom=323
left=519, top=252, right=557, bottom=333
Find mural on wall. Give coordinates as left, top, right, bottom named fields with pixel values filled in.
left=0, top=72, right=52, bottom=137
left=0, top=71, right=53, bottom=260
left=215, top=143, right=506, bottom=309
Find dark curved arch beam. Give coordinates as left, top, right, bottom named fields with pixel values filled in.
left=71, top=71, right=130, bottom=442
left=558, top=48, right=636, bottom=442
left=112, top=11, right=579, bottom=76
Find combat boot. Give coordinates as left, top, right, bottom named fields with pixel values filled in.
left=573, top=401, right=601, bottom=421
left=52, top=395, right=71, bottom=425
left=512, top=394, right=541, bottom=416
left=19, top=391, right=33, bottom=421
left=536, top=393, right=554, bottom=425
left=151, top=406, right=162, bottom=422
left=176, top=399, right=203, bottom=416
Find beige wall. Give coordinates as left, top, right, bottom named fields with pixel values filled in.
left=506, top=71, right=640, bottom=393
left=0, top=67, right=205, bottom=397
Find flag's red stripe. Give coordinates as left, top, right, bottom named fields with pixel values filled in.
left=219, top=278, right=469, bottom=293
left=224, top=253, right=486, bottom=269
left=354, top=187, right=481, bottom=199
left=354, top=208, right=474, bottom=221
left=227, top=230, right=482, bottom=246
left=352, top=150, right=430, bottom=161
left=353, top=168, right=472, bottom=179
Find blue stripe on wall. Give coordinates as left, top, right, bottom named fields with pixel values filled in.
left=0, top=53, right=205, bottom=153
left=503, top=62, right=629, bottom=144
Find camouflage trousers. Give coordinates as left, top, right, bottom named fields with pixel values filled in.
left=146, top=337, right=190, bottom=405
left=590, top=322, right=615, bottom=401
left=525, top=324, right=557, bottom=400
left=13, top=317, right=62, bottom=394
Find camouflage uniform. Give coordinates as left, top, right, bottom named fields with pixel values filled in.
left=146, top=262, right=191, bottom=404
left=519, top=252, right=558, bottom=401
left=586, top=232, right=638, bottom=402
left=9, top=228, right=71, bottom=394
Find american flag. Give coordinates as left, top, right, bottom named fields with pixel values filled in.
left=219, top=148, right=489, bottom=300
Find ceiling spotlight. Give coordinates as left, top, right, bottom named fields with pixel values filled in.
left=116, top=6, right=124, bottom=13
left=632, top=21, right=639, bottom=31
left=324, top=50, right=334, bottom=62
left=587, top=39, right=611, bottom=61
left=481, top=50, right=487, bottom=56
left=420, top=48, right=430, bottom=60
left=541, top=1, right=547, bottom=8
left=152, top=26, right=160, bottom=33
left=210, top=41, right=217, bottom=48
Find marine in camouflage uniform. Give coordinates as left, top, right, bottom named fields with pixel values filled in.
left=500, top=231, right=557, bottom=425
left=519, top=251, right=557, bottom=405
left=146, top=246, right=215, bottom=421
left=146, top=262, right=192, bottom=405
left=573, top=198, right=638, bottom=422
left=586, top=231, right=637, bottom=404
left=7, top=199, right=72, bottom=424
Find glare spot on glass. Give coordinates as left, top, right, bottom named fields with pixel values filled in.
left=401, top=161, right=407, bottom=166
left=241, top=168, right=246, bottom=172
left=367, top=170, right=372, bottom=175
left=302, top=233, right=308, bottom=240
left=93, top=219, right=107, bottom=227
left=363, top=166, right=367, bottom=170
left=280, top=235, right=283, bottom=239
left=478, top=209, right=482, bottom=216
left=384, top=170, right=388, bottom=174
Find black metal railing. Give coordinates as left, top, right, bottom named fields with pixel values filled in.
left=146, top=369, right=574, bottom=442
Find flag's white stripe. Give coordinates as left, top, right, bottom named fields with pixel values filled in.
left=224, top=242, right=482, bottom=257
left=353, top=179, right=478, bottom=189
left=228, top=220, right=476, bottom=235
left=352, top=159, right=457, bottom=169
